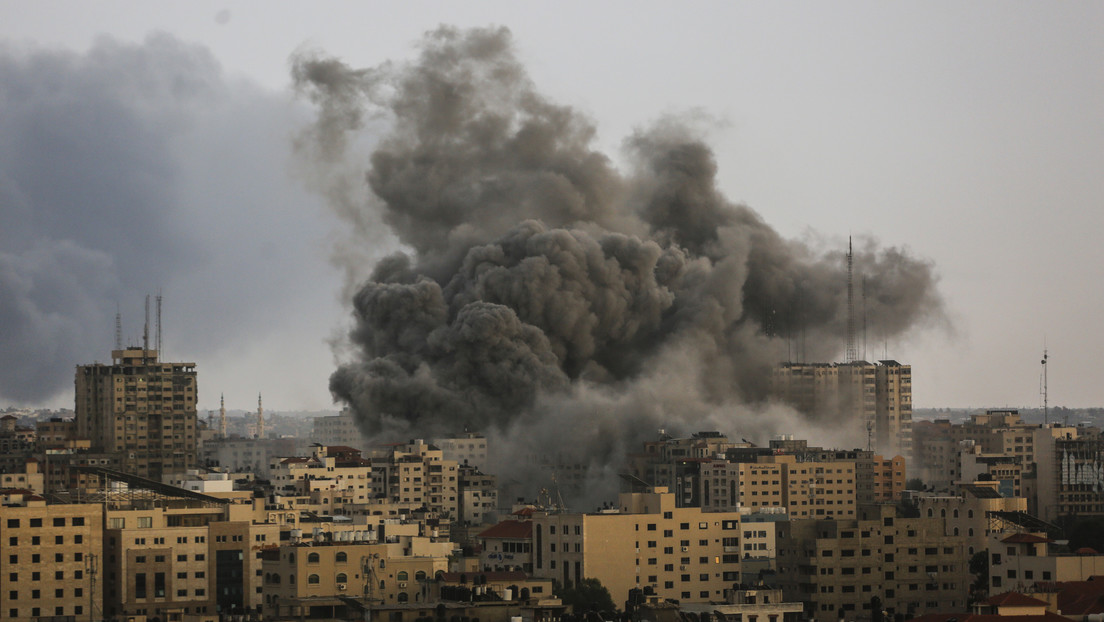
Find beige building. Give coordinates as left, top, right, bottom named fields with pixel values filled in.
left=776, top=504, right=970, bottom=621
left=700, top=454, right=859, bottom=519
left=434, top=433, right=490, bottom=469
left=0, top=500, right=103, bottom=622
left=771, top=361, right=912, bottom=457
left=989, top=532, right=1104, bottom=592
left=261, top=536, right=454, bottom=618
left=872, top=455, right=906, bottom=502
left=311, top=410, right=364, bottom=448
left=102, top=500, right=277, bottom=620
left=369, top=440, right=461, bottom=520
left=532, top=487, right=754, bottom=606
left=75, top=347, right=198, bottom=480
left=915, top=484, right=1028, bottom=556
left=0, top=459, right=44, bottom=494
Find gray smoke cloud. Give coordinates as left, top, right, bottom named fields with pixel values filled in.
left=293, top=26, right=944, bottom=506
left=0, top=34, right=337, bottom=405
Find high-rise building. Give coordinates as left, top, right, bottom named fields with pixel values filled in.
left=75, top=348, right=198, bottom=480
left=771, top=360, right=911, bottom=457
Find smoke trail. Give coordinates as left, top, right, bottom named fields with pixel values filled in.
left=293, top=26, right=944, bottom=505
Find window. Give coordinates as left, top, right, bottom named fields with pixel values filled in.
left=308, top=575, right=320, bottom=584
left=53, top=518, right=65, bottom=527
left=337, top=573, right=348, bottom=583
left=336, top=552, right=348, bottom=563
left=308, top=553, right=320, bottom=563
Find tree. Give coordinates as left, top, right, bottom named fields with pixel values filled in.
left=555, top=578, right=617, bottom=614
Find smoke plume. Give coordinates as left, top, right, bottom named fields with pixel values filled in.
left=293, top=26, right=944, bottom=506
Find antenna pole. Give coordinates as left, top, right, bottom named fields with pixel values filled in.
left=156, top=291, right=163, bottom=356
left=846, top=237, right=857, bottom=363
left=862, top=276, right=868, bottom=362
left=143, top=295, right=150, bottom=362
left=1041, top=346, right=1049, bottom=425
left=115, top=304, right=122, bottom=351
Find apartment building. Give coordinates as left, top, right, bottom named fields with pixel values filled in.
left=872, top=454, right=906, bottom=502
left=776, top=504, right=970, bottom=621
left=458, top=464, right=498, bottom=526
left=1036, top=431, right=1104, bottom=522
left=260, top=536, right=454, bottom=618
left=75, top=347, right=198, bottom=480
left=771, top=361, right=912, bottom=457
left=479, top=519, right=534, bottom=572
left=989, top=533, right=1104, bottom=593
left=269, top=445, right=374, bottom=509
left=699, top=454, right=859, bottom=519
left=369, top=440, right=461, bottom=520
left=0, top=500, right=103, bottom=622
left=102, top=501, right=278, bottom=620
left=532, top=487, right=752, bottom=606
left=914, top=484, right=1028, bottom=556
left=311, top=410, right=364, bottom=448
left=434, top=433, right=489, bottom=469
left=0, top=459, right=43, bottom=494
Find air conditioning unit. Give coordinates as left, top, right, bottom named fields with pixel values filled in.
left=681, top=547, right=689, bottom=552
left=337, top=583, right=347, bottom=590
left=399, top=582, right=408, bottom=588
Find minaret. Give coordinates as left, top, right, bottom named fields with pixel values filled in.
left=257, top=393, right=265, bottom=440
left=219, top=393, right=227, bottom=439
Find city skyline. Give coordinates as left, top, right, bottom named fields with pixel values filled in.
left=0, top=2, right=1101, bottom=412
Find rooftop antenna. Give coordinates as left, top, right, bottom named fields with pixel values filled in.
left=861, top=276, right=868, bottom=362
left=114, top=304, right=122, bottom=351
left=156, top=291, right=162, bottom=355
left=143, top=294, right=150, bottom=361
left=846, top=236, right=857, bottom=363
left=1041, top=343, right=1049, bottom=425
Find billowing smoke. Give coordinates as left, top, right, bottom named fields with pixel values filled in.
left=293, top=26, right=943, bottom=506
left=0, top=34, right=338, bottom=406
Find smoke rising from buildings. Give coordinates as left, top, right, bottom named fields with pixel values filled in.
left=294, top=26, right=944, bottom=504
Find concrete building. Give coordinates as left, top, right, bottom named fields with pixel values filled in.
left=369, top=440, right=461, bottom=520
left=915, top=484, right=1028, bottom=556
left=102, top=500, right=277, bottom=620
left=771, top=360, right=912, bottom=457
left=458, top=464, right=498, bottom=526
left=531, top=487, right=754, bottom=606
left=699, top=454, right=859, bottom=519
left=75, top=347, right=198, bottom=480
left=872, top=454, right=906, bottom=502
left=776, top=504, right=970, bottom=621
left=0, top=500, right=103, bottom=622
left=260, top=536, right=455, bottom=618
left=311, top=410, right=364, bottom=448
left=434, top=433, right=490, bottom=469
left=989, top=533, right=1104, bottom=593
left=479, top=519, right=534, bottom=572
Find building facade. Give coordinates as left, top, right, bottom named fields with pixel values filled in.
left=75, top=347, right=198, bottom=480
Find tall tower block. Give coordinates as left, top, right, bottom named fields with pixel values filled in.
left=75, top=347, right=198, bottom=480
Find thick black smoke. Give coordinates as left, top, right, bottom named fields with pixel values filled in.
left=293, top=26, right=944, bottom=505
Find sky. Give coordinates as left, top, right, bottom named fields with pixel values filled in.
left=0, top=1, right=1101, bottom=414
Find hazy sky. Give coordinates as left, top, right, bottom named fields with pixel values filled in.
left=1, top=1, right=1101, bottom=412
